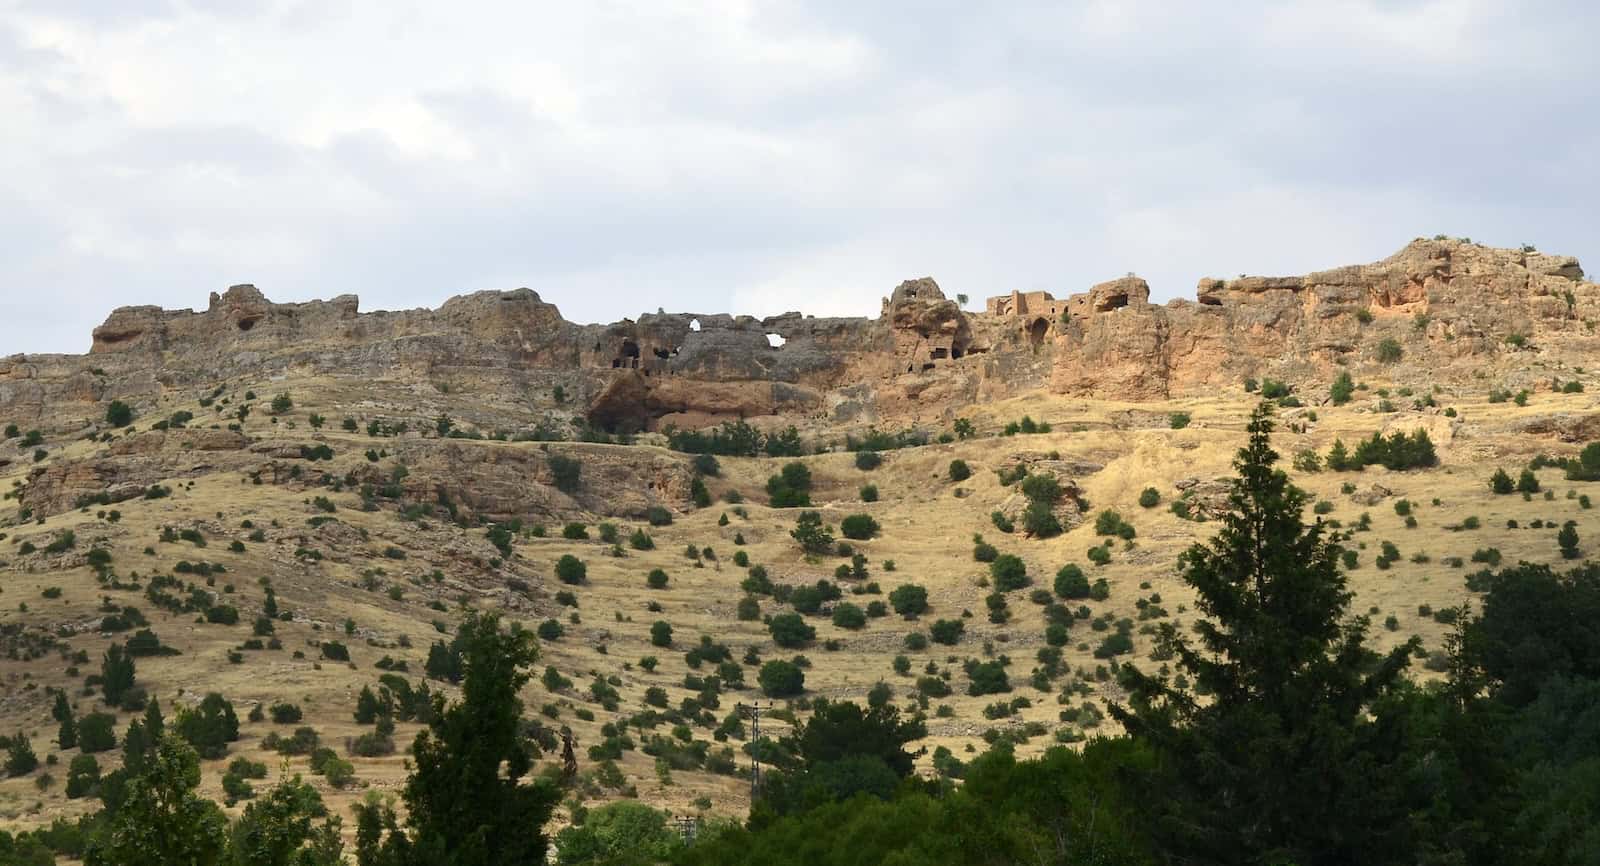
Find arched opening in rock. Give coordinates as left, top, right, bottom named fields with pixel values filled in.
left=766, top=333, right=786, bottom=348
left=653, top=348, right=671, bottom=360
left=1094, top=294, right=1128, bottom=312
left=1198, top=296, right=1223, bottom=306
left=621, top=341, right=640, bottom=359
left=689, top=318, right=701, bottom=332
left=1027, top=317, right=1049, bottom=347
left=951, top=346, right=964, bottom=359
left=237, top=316, right=260, bottom=332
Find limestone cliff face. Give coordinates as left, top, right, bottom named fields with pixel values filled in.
left=3, top=239, right=1595, bottom=434
left=1050, top=239, right=1596, bottom=398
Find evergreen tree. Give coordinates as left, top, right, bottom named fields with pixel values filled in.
left=355, top=686, right=382, bottom=724
left=1559, top=520, right=1581, bottom=560
left=1325, top=438, right=1350, bottom=471
left=85, top=735, right=228, bottom=866
left=384, top=612, right=558, bottom=866
left=59, top=705, right=78, bottom=750
left=100, top=643, right=136, bottom=707
left=4, top=732, right=37, bottom=777
left=1112, top=402, right=1419, bottom=865
left=1490, top=467, right=1515, bottom=494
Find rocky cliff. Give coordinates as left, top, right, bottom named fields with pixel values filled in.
left=3, top=239, right=1593, bottom=435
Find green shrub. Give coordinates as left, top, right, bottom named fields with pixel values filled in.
left=840, top=514, right=880, bottom=540
left=929, top=619, right=964, bottom=645
left=948, top=460, right=971, bottom=482
left=1375, top=338, right=1403, bottom=363
left=105, top=401, right=134, bottom=427
left=1138, top=487, right=1160, bottom=508
left=758, top=660, right=804, bottom=697
left=556, top=555, right=587, bottom=585
left=832, top=603, right=866, bottom=630
left=989, top=555, right=1029, bottom=591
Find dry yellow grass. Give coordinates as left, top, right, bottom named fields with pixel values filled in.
left=3, top=376, right=1598, bottom=840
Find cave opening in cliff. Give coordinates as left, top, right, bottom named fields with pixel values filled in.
left=931, top=347, right=948, bottom=359
left=1027, top=317, right=1049, bottom=347
left=951, top=346, right=964, bottom=359
left=653, top=348, right=671, bottom=360
left=1095, top=294, right=1128, bottom=312
left=1199, top=296, right=1223, bottom=306
left=621, top=340, right=640, bottom=359
left=237, top=316, right=260, bottom=331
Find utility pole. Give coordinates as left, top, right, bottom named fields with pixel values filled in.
left=736, top=701, right=767, bottom=799
left=675, top=815, right=699, bottom=845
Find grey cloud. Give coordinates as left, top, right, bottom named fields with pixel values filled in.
left=1, top=0, right=1596, bottom=355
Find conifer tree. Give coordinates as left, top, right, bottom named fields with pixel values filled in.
left=368, top=612, right=558, bottom=866
left=1113, top=402, right=1418, bottom=865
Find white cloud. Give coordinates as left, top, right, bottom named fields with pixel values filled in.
left=0, top=0, right=1596, bottom=354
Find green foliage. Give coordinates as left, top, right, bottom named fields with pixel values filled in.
left=1111, top=402, right=1418, bottom=863
left=1138, top=487, right=1160, bottom=508
left=1168, top=411, right=1191, bottom=430
left=929, top=619, right=964, bottom=645
left=759, top=660, right=805, bottom=697
left=839, top=514, right=880, bottom=540
left=375, top=612, right=560, bottom=865
left=4, top=733, right=36, bottom=777
left=1054, top=564, right=1090, bottom=599
left=1376, top=337, right=1403, bottom=363
left=789, top=511, right=834, bottom=554
left=543, top=453, right=582, bottom=494
left=989, top=554, right=1029, bottom=591
left=831, top=603, right=866, bottom=630
left=85, top=735, right=228, bottom=866
left=78, top=712, right=117, bottom=753
left=682, top=742, right=1154, bottom=866
left=767, top=462, right=814, bottom=508
left=947, top=459, right=971, bottom=482
left=667, top=419, right=802, bottom=457
left=105, top=401, right=134, bottom=427
left=100, top=643, right=136, bottom=707
left=66, top=754, right=100, bottom=799
left=174, top=693, right=240, bottom=760
left=966, top=661, right=1010, bottom=696
left=769, top=614, right=815, bottom=648
left=1329, top=429, right=1438, bottom=471
left=1490, top=467, right=1514, bottom=494
left=1559, top=521, right=1581, bottom=560
left=1329, top=370, right=1355, bottom=405
left=1565, top=442, right=1600, bottom=481
left=225, top=773, right=345, bottom=865
left=555, top=555, right=586, bottom=585
left=553, top=800, right=681, bottom=865
left=888, top=584, right=928, bottom=618
left=650, top=621, right=674, bottom=648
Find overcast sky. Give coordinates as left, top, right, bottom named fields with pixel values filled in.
left=2, top=1, right=1596, bottom=355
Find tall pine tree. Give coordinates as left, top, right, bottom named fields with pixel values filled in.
left=1112, top=402, right=1418, bottom=865
left=365, top=611, right=558, bottom=866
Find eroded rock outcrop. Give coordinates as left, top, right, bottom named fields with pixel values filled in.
left=4, top=238, right=1596, bottom=439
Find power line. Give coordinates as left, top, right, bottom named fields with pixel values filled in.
left=736, top=701, right=768, bottom=800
